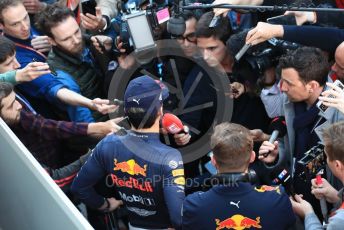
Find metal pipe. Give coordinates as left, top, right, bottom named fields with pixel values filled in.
left=183, top=4, right=344, bottom=12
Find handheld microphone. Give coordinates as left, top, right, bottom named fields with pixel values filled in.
left=268, top=116, right=287, bottom=144
left=272, top=168, right=294, bottom=196
left=209, top=15, right=220, bottom=28
left=316, top=173, right=328, bottom=224
left=167, top=17, right=186, bottom=36
left=161, top=113, right=187, bottom=134
left=235, top=43, right=251, bottom=62
left=119, top=21, right=131, bottom=51
left=263, top=116, right=287, bottom=169
left=264, top=116, right=287, bottom=157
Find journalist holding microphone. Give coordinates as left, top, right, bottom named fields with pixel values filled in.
left=290, top=121, right=344, bottom=229
left=258, top=46, right=344, bottom=217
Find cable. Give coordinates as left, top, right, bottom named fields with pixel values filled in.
left=182, top=3, right=344, bottom=12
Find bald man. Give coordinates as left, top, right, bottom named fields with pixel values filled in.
left=317, top=42, right=344, bottom=115
left=332, top=42, right=344, bottom=79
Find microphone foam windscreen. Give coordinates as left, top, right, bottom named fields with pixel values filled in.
left=268, top=116, right=287, bottom=137
left=167, top=17, right=186, bottom=36
left=162, top=113, right=183, bottom=134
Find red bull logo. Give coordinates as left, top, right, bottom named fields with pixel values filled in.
left=111, top=174, right=153, bottom=192
left=215, top=214, right=261, bottom=230
left=254, top=185, right=281, bottom=194
left=215, top=217, right=237, bottom=229
left=114, top=159, right=147, bottom=176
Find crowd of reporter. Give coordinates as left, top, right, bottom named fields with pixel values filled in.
left=1, top=0, right=344, bottom=229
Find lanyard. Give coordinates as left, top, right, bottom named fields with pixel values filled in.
left=14, top=42, right=47, bottom=60
left=16, top=94, right=37, bottom=115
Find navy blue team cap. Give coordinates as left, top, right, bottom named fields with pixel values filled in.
left=124, top=75, right=169, bottom=112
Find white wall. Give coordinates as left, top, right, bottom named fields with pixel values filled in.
left=0, top=118, right=93, bottom=230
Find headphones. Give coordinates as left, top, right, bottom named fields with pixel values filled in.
left=203, top=169, right=258, bottom=189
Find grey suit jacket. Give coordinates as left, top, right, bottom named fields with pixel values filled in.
left=278, top=79, right=344, bottom=189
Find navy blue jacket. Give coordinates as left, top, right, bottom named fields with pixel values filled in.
left=6, top=29, right=94, bottom=122
left=71, top=131, right=185, bottom=229
left=283, top=25, right=344, bottom=53
left=183, top=183, right=295, bottom=230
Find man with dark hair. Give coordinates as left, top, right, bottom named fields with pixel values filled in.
left=175, top=11, right=234, bottom=146
left=35, top=4, right=108, bottom=121
left=196, top=11, right=231, bottom=43
left=259, top=47, right=332, bottom=161
left=175, top=10, right=198, bottom=58
left=245, top=23, right=344, bottom=119
left=278, top=48, right=328, bottom=88
left=72, top=75, right=185, bottom=230
left=290, top=121, right=344, bottom=229
left=0, top=0, right=50, bottom=52
left=0, top=1, right=115, bottom=122
left=182, top=122, right=295, bottom=230
left=0, top=82, right=121, bottom=192
left=177, top=11, right=270, bottom=146
left=0, top=35, right=50, bottom=84
left=259, top=46, right=344, bottom=216
left=34, top=3, right=74, bottom=38
left=195, top=11, right=232, bottom=70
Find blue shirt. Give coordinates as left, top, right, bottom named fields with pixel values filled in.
left=54, top=70, right=94, bottom=123
left=71, top=131, right=185, bottom=229
left=183, top=183, right=295, bottom=230
left=41, top=0, right=56, bottom=4
left=7, top=28, right=61, bottom=100
left=6, top=29, right=94, bottom=122
left=283, top=25, right=344, bottom=54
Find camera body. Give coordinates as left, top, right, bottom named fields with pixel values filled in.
left=115, top=0, right=169, bottom=54
left=297, top=144, right=326, bottom=182
left=243, top=38, right=299, bottom=76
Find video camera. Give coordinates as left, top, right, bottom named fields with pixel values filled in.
left=244, top=38, right=299, bottom=76
left=297, top=144, right=326, bottom=182
left=114, top=0, right=171, bottom=54
left=230, top=30, right=300, bottom=88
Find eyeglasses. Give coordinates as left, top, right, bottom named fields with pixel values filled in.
left=176, top=33, right=197, bottom=43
